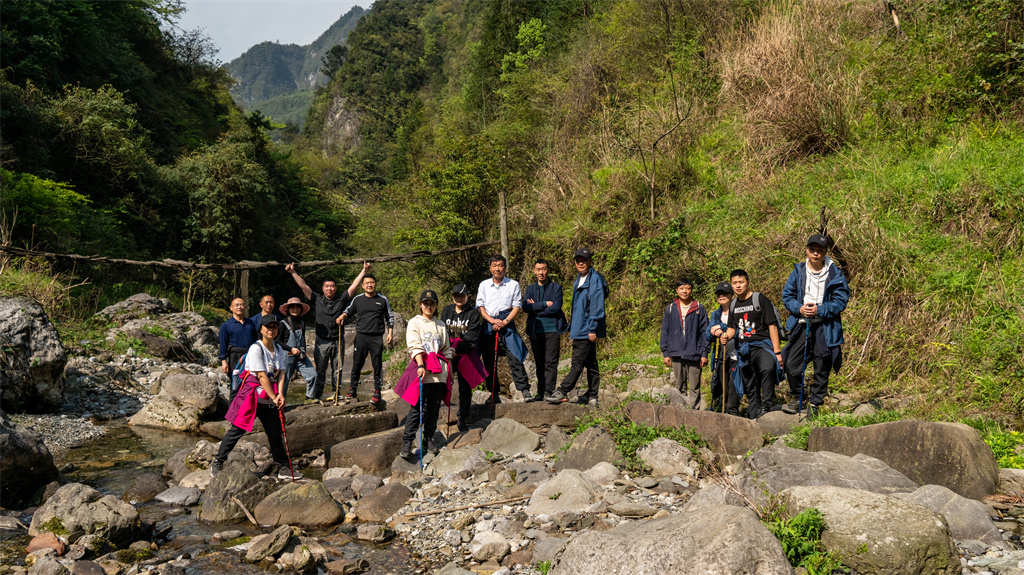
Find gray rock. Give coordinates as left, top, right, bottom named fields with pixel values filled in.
left=128, top=396, right=201, bottom=432
left=532, top=535, right=568, bottom=563
left=95, top=293, right=173, bottom=324
left=162, top=447, right=192, bottom=482
left=178, top=470, right=212, bottom=490
left=470, top=531, right=510, bottom=561
left=429, top=448, right=489, bottom=477
left=626, top=377, right=668, bottom=392
left=350, top=474, right=383, bottom=498
left=158, top=374, right=218, bottom=415
left=253, top=482, right=345, bottom=528
left=0, top=297, right=66, bottom=412
left=637, top=438, right=693, bottom=477
left=0, top=410, right=60, bottom=508
left=245, top=524, right=293, bottom=562
left=756, top=410, right=799, bottom=437
left=199, top=464, right=275, bottom=523
left=551, top=506, right=793, bottom=575
left=545, top=425, right=568, bottom=454
left=355, top=523, right=395, bottom=543
left=553, top=426, right=621, bottom=472
left=624, top=402, right=765, bottom=456
left=583, top=462, right=618, bottom=486
left=526, top=469, right=603, bottom=516
left=27, top=556, right=69, bottom=575
left=479, top=418, right=540, bottom=456
left=29, top=483, right=142, bottom=546
left=737, top=445, right=918, bottom=504
left=507, top=462, right=552, bottom=488
left=351, top=483, right=412, bottom=522
left=784, top=485, right=959, bottom=575
left=999, top=468, right=1024, bottom=496
left=121, top=472, right=166, bottom=505
left=894, top=484, right=1004, bottom=547
left=648, top=385, right=688, bottom=407
left=153, top=484, right=199, bottom=503
left=607, top=501, right=657, bottom=517
left=69, top=560, right=105, bottom=575
left=808, top=420, right=999, bottom=500
left=323, top=476, right=354, bottom=503
left=329, top=427, right=404, bottom=477
left=681, top=483, right=747, bottom=514
left=434, top=562, right=475, bottom=575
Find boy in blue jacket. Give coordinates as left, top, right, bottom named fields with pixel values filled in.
left=780, top=234, right=850, bottom=416
left=660, top=278, right=709, bottom=409
left=706, top=282, right=740, bottom=416
left=548, top=248, right=608, bottom=407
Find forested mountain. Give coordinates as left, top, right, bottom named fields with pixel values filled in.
left=0, top=0, right=352, bottom=267
left=296, top=0, right=1024, bottom=418
left=226, top=6, right=365, bottom=126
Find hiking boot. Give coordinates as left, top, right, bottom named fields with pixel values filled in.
left=370, top=389, right=382, bottom=404
left=576, top=394, right=590, bottom=405
left=804, top=404, right=820, bottom=418
left=457, top=422, right=469, bottom=433
left=426, top=439, right=442, bottom=455
left=547, top=390, right=567, bottom=404
left=277, top=466, right=303, bottom=481
left=781, top=399, right=802, bottom=414
left=209, top=460, right=223, bottom=477
left=345, top=388, right=357, bottom=401
left=399, top=440, right=413, bottom=460
left=532, top=392, right=545, bottom=403
left=265, top=462, right=281, bottom=479
left=588, top=397, right=599, bottom=408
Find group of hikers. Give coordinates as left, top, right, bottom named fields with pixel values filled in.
left=211, top=235, right=849, bottom=476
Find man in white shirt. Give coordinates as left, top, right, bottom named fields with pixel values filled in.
left=476, top=254, right=531, bottom=403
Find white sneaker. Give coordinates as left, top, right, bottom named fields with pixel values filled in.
left=277, top=467, right=303, bottom=480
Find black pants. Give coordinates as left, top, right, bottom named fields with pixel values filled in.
left=456, top=368, right=472, bottom=428
left=741, top=346, right=777, bottom=415
left=710, top=356, right=740, bottom=415
left=215, top=402, right=288, bottom=466
left=402, top=380, right=446, bottom=445
left=784, top=323, right=833, bottom=406
left=479, top=331, right=530, bottom=401
left=350, top=332, right=384, bottom=392
left=314, top=334, right=341, bottom=395
left=559, top=339, right=600, bottom=400
left=530, top=331, right=561, bottom=396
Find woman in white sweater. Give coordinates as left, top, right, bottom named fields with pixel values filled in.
left=400, top=290, right=455, bottom=459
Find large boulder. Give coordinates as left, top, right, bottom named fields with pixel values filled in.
left=808, top=420, right=999, bottom=500
left=428, top=448, right=489, bottom=477
left=158, top=374, right=218, bottom=415
left=29, top=483, right=143, bottom=546
left=737, top=445, right=918, bottom=501
left=329, top=427, right=404, bottom=477
left=199, top=465, right=275, bottom=523
left=125, top=329, right=190, bottom=360
left=526, top=469, right=603, bottom=517
left=351, top=483, right=412, bottom=522
left=128, top=396, right=202, bottom=432
left=253, top=482, right=345, bottom=528
left=95, top=293, right=173, bottom=324
left=894, top=484, right=1004, bottom=547
left=120, top=473, right=166, bottom=505
left=553, top=426, right=621, bottom=472
left=1000, top=468, right=1024, bottom=496
left=0, top=297, right=66, bottom=412
left=493, top=402, right=589, bottom=433
left=245, top=524, right=294, bottom=563
left=623, top=402, right=764, bottom=456
left=636, top=438, right=694, bottom=477
left=551, top=506, right=794, bottom=575
left=0, top=411, right=60, bottom=508
left=784, top=485, right=959, bottom=575
left=479, top=418, right=540, bottom=456
left=203, top=403, right=398, bottom=456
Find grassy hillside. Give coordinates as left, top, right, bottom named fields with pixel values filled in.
left=294, top=0, right=1024, bottom=422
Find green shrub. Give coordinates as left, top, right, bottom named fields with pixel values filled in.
left=961, top=416, right=1024, bottom=468
left=763, top=508, right=848, bottom=575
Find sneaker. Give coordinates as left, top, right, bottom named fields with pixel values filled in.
left=209, top=460, right=223, bottom=477
left=457, top=422, right=469, bottom=433
left=576, top=395, right=589, bottom=405
left=399, top=440, right=413, bottom=460
left=547, top=390, right=567, bottom=404
left=426, top=439, right=442, bottom=455
left=277, top=466, right=303, bottom=481
left=345, top=388, right=357, bottom=400
left=588, top=397, right=599, bottom=408
left=804, top=404, right=820, bottom=418
left=532, top=393, right=545, bottom=402
left=370, top=389, right=382, bottom=404
left=781, top=399, right=802, bottom=414
left=265, top=462, right=281, bottom=478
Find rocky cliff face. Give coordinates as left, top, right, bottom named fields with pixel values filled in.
left=322, top=96, right=363, bottom=153
left=0, top=297, right=67, bottom=412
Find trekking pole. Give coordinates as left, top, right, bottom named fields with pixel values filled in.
left=492, top=330, right=500, bottom=420
left=798, top=320, right=811, bottom=418
left=333, top=328, right=342, bottom=405
left=278, top=408, right=296, bottom=482
left=418, top=373, right=425, bottom=471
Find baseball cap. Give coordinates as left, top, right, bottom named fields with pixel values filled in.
left=420, top=290, right=439, bottom=302
left=259, top=314, right=280, bottom=329
left=573, top=248, right=593, bottom=260
left=451, top=284, right=470, bottom=295
left=714, top=282, right=733, bottom=295
left=807, top=234, right=828, bottom=248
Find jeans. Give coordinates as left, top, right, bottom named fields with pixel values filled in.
left=282, top=354, right=318, bottom=399
left=559, top=339, right=600, bottom=400
left=530, top=331, right=561, bottom=396
left=349, top=333, right=384, bottom=392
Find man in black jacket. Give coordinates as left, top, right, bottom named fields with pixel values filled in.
left=441, top=284, right=483, bottom=431
left=523, top=259, right=568, bottom=402
left=339, top=274, right=394, bottom=404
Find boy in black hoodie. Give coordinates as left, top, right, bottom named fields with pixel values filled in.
left=660, top=278, right=710, bottom=409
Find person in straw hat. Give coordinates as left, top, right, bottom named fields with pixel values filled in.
left=276, top=296, right=318, bottom=402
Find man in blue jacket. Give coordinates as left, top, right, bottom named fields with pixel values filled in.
left=548, top=248, right=608, bottom=407
left=780, top=234, right=850, bottom=416
left=524, top=259, right=568, bottom=402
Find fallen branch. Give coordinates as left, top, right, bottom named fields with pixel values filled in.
left=230, top=495, right=259, bottom=526
left=397, top=495, right=531, bottom=519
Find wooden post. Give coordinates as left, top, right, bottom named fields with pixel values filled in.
left=499, top=190, right=509, bottom=261
left=239, top=268, right=250, bottom=312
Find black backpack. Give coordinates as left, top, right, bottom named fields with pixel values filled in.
left=729, top=292, right=787, bottom=341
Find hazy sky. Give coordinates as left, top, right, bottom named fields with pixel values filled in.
left=177, top=0, right=365, bottom=62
